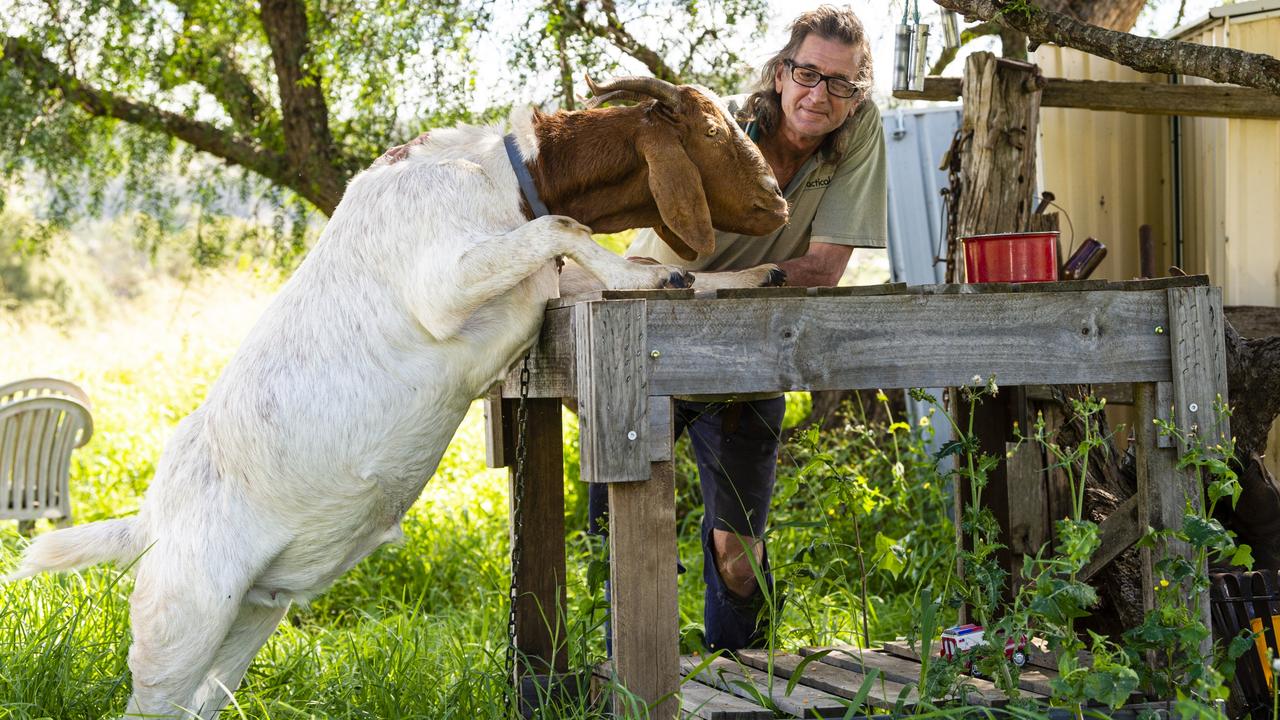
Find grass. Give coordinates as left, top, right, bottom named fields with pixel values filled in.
left=0, top=264, right=949, bottom=717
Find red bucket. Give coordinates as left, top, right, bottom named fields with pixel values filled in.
left=962, top=232, right=1059, bottom=283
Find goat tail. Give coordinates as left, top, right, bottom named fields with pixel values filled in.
left=3, top=518, right=143, bottom=582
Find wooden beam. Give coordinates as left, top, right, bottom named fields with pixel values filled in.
left=1079, top=494, right=1141, bottom=582
left=895, top=77, right=1280, bottom=120
left=608, top=461, right=680, bottom=718
left=575, top=299, right=649, bottom=484
left=504, top=289, right=1175, bottom=398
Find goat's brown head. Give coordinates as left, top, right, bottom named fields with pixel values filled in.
left=586, top=76, right=788, bottom=261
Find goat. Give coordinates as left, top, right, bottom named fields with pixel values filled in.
left=3, top=76, right=788, bottom=718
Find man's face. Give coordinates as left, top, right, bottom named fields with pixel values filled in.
left=773, top=34, right=863, bottom=143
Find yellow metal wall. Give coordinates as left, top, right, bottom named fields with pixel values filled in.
left=1033, top=47, right=1173, bottom=281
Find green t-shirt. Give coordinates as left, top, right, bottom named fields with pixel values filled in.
left=627, top=95, right=889, bottom=271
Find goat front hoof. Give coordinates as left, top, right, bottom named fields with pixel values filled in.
left=764, top=268, right=786, bottom=287
left=665, top=271, right=692, bottom=289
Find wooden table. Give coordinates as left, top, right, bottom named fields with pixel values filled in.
left=484, top=276, right=1229, bottom=718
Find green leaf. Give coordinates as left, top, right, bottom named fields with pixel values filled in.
left=1083, top=666, right=1139, bottom=707
left=786, top=649, right=833, bottom=696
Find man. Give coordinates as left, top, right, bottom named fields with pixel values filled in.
left=591, top=5, right=889, bottom=651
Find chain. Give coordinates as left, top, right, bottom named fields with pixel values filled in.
left=504, top=354, right=532, bottom=719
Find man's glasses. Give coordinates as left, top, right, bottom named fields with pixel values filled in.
left=784, top=59, right=859, bottom=99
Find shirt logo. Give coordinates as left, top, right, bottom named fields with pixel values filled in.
left=805, top=175, right=832, bottom=190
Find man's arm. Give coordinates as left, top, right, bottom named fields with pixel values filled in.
left=776, top=241, right=853, bottom=288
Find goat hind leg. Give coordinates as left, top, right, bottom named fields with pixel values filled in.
left=189, top=601, right=289, bottom=718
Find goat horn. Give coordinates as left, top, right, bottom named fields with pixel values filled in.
left=584, top=90, right=651, bottom=110
left=585, top=75, right=682, bottom=109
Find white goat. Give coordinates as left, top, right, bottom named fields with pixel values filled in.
left=4, top=76, right=788, bottom=717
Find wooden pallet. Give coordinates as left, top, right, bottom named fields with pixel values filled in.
left=671, top=643, right=1054, bottom=719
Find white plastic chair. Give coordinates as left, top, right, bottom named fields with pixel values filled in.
left=0, top=377, right=92, bottom=410
left=0, top=395, right=94, bottom=529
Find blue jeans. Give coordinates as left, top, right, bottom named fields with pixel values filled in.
left=589, top=397, right=786, bottom=651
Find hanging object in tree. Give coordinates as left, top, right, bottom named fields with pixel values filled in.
left=893, top=2, right=915, bottom=92
left=912, top=21, right=931, bottom=91
left=941, top=9, right=961, bottom=50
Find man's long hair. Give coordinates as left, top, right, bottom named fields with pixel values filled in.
left=740, top=5, right=874, bottom=162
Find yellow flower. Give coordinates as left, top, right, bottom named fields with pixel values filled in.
left=923, top=482, right=931, bottom=490
left=876, top=390, right=888, bottom=403
left=918, top=416, right=931, bottom=427
left=889, top=421, right=910, bottom=433
left=1159, top=578, right=1170, bottom=588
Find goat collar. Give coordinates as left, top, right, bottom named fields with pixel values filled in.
left=503, top=134, right=550, bottom=219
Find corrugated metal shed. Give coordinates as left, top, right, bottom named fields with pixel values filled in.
left=1033, top=49, right=1173, bottom=282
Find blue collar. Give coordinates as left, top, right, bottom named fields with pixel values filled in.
left=503, top=134, right=550, bottom=218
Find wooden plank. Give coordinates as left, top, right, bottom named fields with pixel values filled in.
left=1079, top=494, right=1141, bottom=582
left=896, top=76, right=1280, bottom=120
left=735, top=649, right=919, bottom=710
left=801, top=646, right=1019, bottom=705
left=1010, top=280, right=1110, bottom=294
left=548, top=287, right=694, bottom=310
left=642, top=291, right=1170, bottom=394
left=505, top=290, right=1176, bottom=398
left=1225, top=305, right=1280, bottom=338
left=809, top=283, right=907, bottom=297
left=879, top=640, right=1057, bottom=697
left=600, top=663, right=773, bottom=720
left=576, top=299, right=649, bottom=483
left=483, top=390, right=512, bottom=469
left=679, top=656, right=851, bottom=718
left=502, top=306, right=576, bottom=398
left=680, top=679, right=774, bottom=720
left=711, top=287, right=810, bottom=300
left=648, top=397, right=673, bottom=463
left=509, top=398, right=568, bottom=678
left=1167, top=286, right=1231, bottom=455
left=1006, top=440, right=1048, bottom=563
left=609, top=461, right=680, bottom=718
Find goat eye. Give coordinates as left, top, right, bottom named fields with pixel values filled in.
left=706, top=126, right=718, bottom=136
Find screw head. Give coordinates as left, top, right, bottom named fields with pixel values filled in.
left=627, top=430, right=637, bottom=441
left=650, top=350, right=661, bottom=359
left=1189, top=402, right=1199, bottom=413
left=1155, top=325, right=1165, bottom=335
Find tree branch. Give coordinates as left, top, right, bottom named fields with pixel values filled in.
left=2, top=36, right=297, bottom=200
left=259, top=0, right=344, bottom=213
left=587, top=0, right=681, bottom=82
left=930, top=21, right=1001, bottom=75
left=934, top=0, right=1280, bottom=96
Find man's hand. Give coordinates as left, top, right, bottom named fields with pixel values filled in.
left=775, top=241, right=853, bottom=287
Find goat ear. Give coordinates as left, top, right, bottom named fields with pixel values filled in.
left=654, top=224, right=699, bottom=261
left=638, top=136, right=715, bottom=260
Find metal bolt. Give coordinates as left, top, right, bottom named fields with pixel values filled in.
left=650, top=350, right=661, bottom=359
left=1189, top=403, right=1199, bottom=413
left=1154, top=325, right=1164, bottom=335
left=627, top=430, right=637, bottom=441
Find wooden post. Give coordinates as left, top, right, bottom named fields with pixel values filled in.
left=607, top=459, right=679, bottom=719
left=950, top=51, right=1046, bottom=281
left=507, top=397, right=569, bottom=679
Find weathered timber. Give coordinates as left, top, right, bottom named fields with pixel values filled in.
left=734, top=649, right=919, bottom=709
left=809, top=282, right=908, bottom=297
left=897, top=77, right=1280, bottom=120
left=679, top=680, right=774, bottom=720
left=509, top=398, right=568, bottom=677
left=1168, top=286, right=1231, bottom=454
left=1079, top=494, right=1141, bottom=582
left=1006, top=440, right=1049, bottom=564
left=503, top=290, right=1174, bottom=398
left=879, top=640, right=1058, bottom=697
left=575, top=300, right=648, bottom=483
left=679, top=656, right=849, bottom=718
left=1225, top=305, right=1280, bottom=339
left=608, top=461, right=679, bottom=718
left=547, top=287, right=694, bottom=310
left=951, top=53, right=1043, bottom=280
left=800, top=646, right=1016, bottom=705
